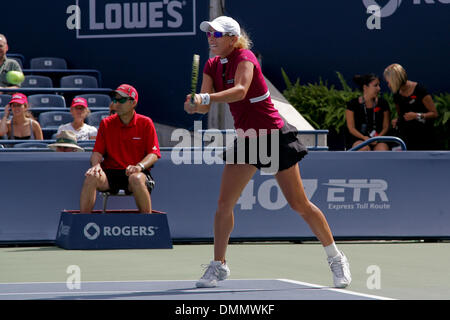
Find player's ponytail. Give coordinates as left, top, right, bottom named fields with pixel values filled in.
left=234, top=29, right=253, bottom=50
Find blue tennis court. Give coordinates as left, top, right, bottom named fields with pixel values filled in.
left=0, top=279, right=391, bottom=300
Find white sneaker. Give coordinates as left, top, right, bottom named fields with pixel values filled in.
left=327, top=251, right=352, bottom=288
left=196, top=260, right=230, bottom=288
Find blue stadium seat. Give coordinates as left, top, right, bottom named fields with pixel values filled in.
left=22, top=75, right=53, bottom=88
left=87, top=111, right=110, bottom=127
left=7, top=56, right=23, bottom=68
left=0, top=110, right=13, bottom=120
left=0, top=94, right=12, bottom=108
left=60, top=75, right=98, bottom=88
left=13, top=142, right=48, bottom=148
left=30, top=57, right=67, bottom=69
left=77, top=140, right=96, bottom=149
left=6, top=53, right=25, bottom=65
left=38, top=111, right=72, bottom=129
left=28, top=94, right=66, bottom=108
left=76, top=94, right=111, bottom=108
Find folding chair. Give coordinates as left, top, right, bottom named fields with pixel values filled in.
left=101, top=174, right=155, bottom=212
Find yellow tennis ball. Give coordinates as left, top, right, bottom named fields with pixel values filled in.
left=6, top=71, right=25, bottom=85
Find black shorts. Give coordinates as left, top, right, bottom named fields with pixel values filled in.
left=104, top=169, right=155, bottom=195
left=221, top=120, right=308, bottom=174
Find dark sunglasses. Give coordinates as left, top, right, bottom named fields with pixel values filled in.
left=112, top=96, right=133, bottom=104
left=206, top=31, right=232, bottom=38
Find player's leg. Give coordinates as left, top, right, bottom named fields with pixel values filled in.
left=214, top=163, right=257, bottom=261
left=275, top=163, right=334, bottom=245
left=196, top=163, right=257, bottom=288
left=128, top=172, right=151, bottom=213
left=275, top=163, right=351, bottom=288
left=80, top=169, right=110, bottom=213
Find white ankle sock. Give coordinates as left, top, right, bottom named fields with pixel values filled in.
left=324, top=242, right=341, bottom=258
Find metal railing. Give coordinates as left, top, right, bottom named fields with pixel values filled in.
left=348, top=136, right=407, bottom=151
left=197, top=129, right=329, bottom=151
left=1, top=130, right=331, bottom=152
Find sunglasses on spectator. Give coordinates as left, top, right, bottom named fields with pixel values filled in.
left=206, top=31, right=233, bottom=38
left=112, top=96, right=133, bottom=104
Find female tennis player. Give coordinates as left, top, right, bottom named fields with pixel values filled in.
left=184, top=16, right=351, bottom=288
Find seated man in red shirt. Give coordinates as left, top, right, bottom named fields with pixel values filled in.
left=80, top=84, right=161, bottom=213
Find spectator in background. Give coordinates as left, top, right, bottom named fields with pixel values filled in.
left=0, top=34, right=23, bottom=89
left=109, top=101, right=117, bottom=115
left=80, top=84, right=160, bottom=213
left=48, top=130, right=84, bottom=152
left=384, top=63, right=438, bottom=150
left=0, top=93, right=43, bottom=140
left=346, top=74, right=390, bottom=151
left=57, top=97, right=97, bottom=140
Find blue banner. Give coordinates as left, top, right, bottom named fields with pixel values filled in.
left=55, top=210, right=173, bottom=249
left=0, top=151, right=449, bottom=242
left=76, top=0, right=197, bottom=38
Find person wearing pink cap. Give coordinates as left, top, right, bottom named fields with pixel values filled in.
left=80, top=84, right=161, bottom=214
left=185, top=16, right=351, bottom=289
left=56, top=97, right=97, bottom=141
left=0, top=93, right=43, bottom=140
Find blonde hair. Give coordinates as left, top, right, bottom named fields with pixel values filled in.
left=234, top=29, right=253, bottom=50
left=384, top=63, right=408, bottom=93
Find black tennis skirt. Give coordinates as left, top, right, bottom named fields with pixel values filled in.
left=221, top=120, right=308, bottom=174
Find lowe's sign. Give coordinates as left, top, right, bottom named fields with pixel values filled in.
left=68, top=0, right=196, bottom=38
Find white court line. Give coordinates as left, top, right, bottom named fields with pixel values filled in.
left=278, top=279, right=395, bottom=300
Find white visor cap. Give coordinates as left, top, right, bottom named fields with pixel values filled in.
left=200, top=16, right=241, bottom=37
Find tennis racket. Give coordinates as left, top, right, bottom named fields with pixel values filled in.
left=190, top=54, right=200, bottom=107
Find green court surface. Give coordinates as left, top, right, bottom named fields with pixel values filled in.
left=1, top=241, right=449, bottom=300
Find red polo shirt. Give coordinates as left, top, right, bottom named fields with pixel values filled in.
left=93, top=111, right=161, bottom=170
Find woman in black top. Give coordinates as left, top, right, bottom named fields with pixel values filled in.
left=346, top=74, right=390, bottom=151
left=384, top=64, right=438, bottom=150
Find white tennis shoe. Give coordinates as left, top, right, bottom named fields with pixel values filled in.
left=327, top=251, right=352, bottom=288
left=196, top=260, right=230, bottom=288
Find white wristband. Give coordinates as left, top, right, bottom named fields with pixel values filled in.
left=137, top=163, right=145, bottom=171
left=199, top=93, right=210, bottom=105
